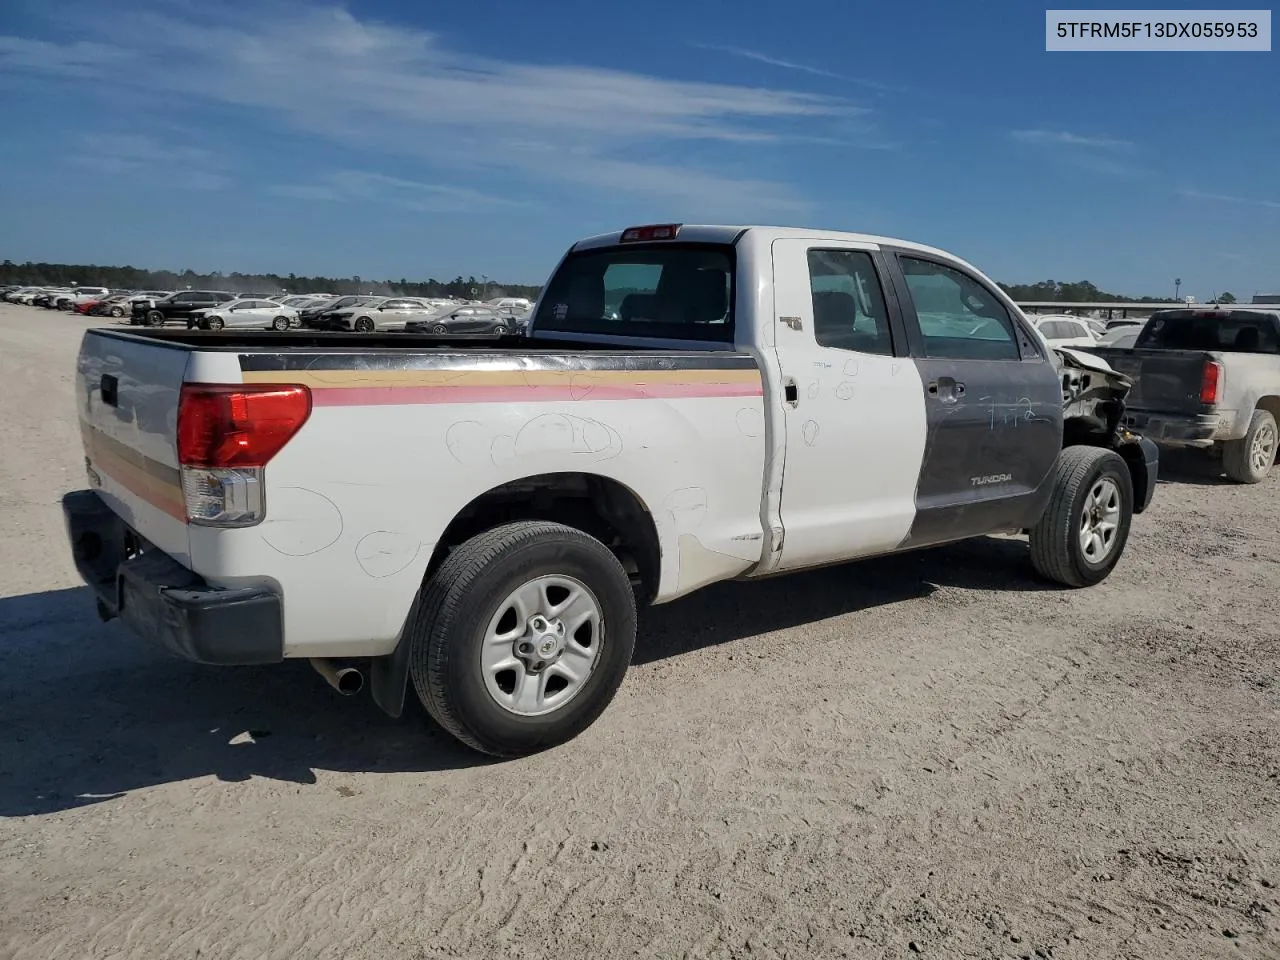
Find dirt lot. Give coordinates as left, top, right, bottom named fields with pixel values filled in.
left=1, top=302, right=1278, bottom=960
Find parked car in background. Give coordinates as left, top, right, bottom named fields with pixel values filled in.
left=405, top=304, right=520, bottom=336
left=132, top=290, right=235, bottom=326
left=1095, top=321, right=1147, bottom=350
left=1091, top=306, right=1280, bottom=482
left=6, top=287, right=46, bottom=304
left=322, top=297, right=437, bottom=332
left=85, top=293, right=136, bottom=318
left=486, top=297, right=533, bottom=313
left=34, top=289, right=72, bottom=308
left=66, top=286, right=110, bottom=309
left=125, top=291, right=176, bottom=320
left=298, top=295, right=378, bottom=328
left=191, top=298, right=301, bottom=331
left=1033, top=315, right=1100, bottom=349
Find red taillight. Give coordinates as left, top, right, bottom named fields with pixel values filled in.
left=1200, top=361, right=1223, bottom=404
left=620, top=223, right=682, bottom=243
left=177, top=383, right=311, bottom=468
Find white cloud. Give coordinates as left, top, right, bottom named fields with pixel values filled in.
left=0, top=4, right=868, bottom=215
left=1010, top=128, right=1144, bottom=177
left=689, top=42, right=901, bottom=93
left=1179, top=188, right=1280, bottom=211
left=270, top=170, right=524, bottom=212
left=1011, top=129, right=1134, bottom=149
left=69, top=135, right=229, bottom=190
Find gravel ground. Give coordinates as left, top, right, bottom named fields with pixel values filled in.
left=1, top=302, right=1278, bottom=960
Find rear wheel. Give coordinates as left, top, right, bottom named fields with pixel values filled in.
left=354, top=316, right=375, bottom=333
left=408, top=521, right=637, bottom=757
left=272, top=316, right=291, bottom=331
left=1030, top=446, right=1133, bottom=587
left=1223, top=410, right=1277, bottom=484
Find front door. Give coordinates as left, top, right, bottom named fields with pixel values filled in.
left=771, top=238, right=929, bottom=572
left=884, top=251, right=1062, bottom=547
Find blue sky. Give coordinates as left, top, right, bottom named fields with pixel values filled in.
left=0, top=0, right=1276, bottom=297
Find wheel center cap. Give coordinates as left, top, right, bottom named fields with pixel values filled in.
left=518, top=616, right=566, bottom=669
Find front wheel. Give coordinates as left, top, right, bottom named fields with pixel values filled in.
left=408, top=521, right=637, bottom=757
left=353, top=316, right=375, bottom=333
left=204, top=316, right=225, bottom=331
left=1223, top=410, right=1277, bottom=484
left=110, top=306, right=124, bottom=318
left=145, top=309, right=165, bottom=326
left=431, top=323, right=448, bottom=335
left=272, top=316, right=291, bottom=331
left=1029, top=446, right=1133, bottom=587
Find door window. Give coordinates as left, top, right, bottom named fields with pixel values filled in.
left=899, top=257, right=1020, bottom=360
left=806, top=249, right=893, bottom=355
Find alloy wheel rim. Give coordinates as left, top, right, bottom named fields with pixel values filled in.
left=480, top=575, right=603, bottom=717
left=1079, top=477, right=1121, bottom=563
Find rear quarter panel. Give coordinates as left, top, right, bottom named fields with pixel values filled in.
left=184, top=349, right=768, bottom=657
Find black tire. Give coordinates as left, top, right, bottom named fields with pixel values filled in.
left=110, top=306, right=124, bottom=318
left=493, top=324, right=506, bottom=335
left=205, top=316, right=224, bottom=331
left=354, top=316, right=375, bottom=333
left=1029, top=446, right=1133, bottom=587
left=145, top=309, right=165, bottom=326
left=408, top=521, right=637, bottom=758
left=431, top=323, right=448, bottom=335
left=272, top=316, right=291, bottom=331
left=1222, top=409, right=1277, bottom=484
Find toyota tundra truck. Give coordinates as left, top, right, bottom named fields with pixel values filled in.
left=1089, top=305, right=1280, bottom=483
left=63, top=224, right=1158, bottom=757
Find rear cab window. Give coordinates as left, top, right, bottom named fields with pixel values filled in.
left=1137, top=311, right=1280, bottom=353
left=534, top=244, right=734, bottom=343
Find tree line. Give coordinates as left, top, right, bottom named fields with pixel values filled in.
left=3, top=258, right=1231, bottom=305
left=994, top=279, right=1171, bottom=303
left=0, top=260, right=542, bottom=301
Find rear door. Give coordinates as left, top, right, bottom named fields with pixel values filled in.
left=884, top=251, right=1062, bottom=546
left=77, top=330, right=191, bottom=563
left=771, top=238, right=926, bottom=571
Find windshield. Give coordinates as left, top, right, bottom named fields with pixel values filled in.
left=1137, top=311, right=1279, bottom=353
left=534, top=243, right=734, bottom=343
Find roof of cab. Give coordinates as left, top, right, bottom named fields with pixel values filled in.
left=570, top=224, right=963, bottom=263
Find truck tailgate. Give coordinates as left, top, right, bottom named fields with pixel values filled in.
left=76, top=330, right=191, bottom=562
left=1088, top=347, right=1214, bottom=414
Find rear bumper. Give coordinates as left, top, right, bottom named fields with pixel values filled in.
left=1120, top=411, right=1223, bottom=448
left=62, top=490, right=284, bottom=666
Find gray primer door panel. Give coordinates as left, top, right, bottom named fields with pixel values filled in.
left=905, top=355, right=1062, bottom=547
left=878, top=246, right=1064, bottom=548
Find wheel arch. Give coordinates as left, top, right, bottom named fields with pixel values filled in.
left=1254, top=395, right=1280, bottom=423
left=424, top=471, right=661, bottom=603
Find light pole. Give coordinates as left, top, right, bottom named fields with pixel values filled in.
left=481, top=275, right=490, bottom=301
left=1174, top=278, right=1182, bottom=301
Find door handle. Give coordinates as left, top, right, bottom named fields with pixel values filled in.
left=783, top=378, right=799, bottom=406
left=927, top=377, right=964, bottom=403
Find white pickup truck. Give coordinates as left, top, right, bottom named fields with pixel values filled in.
left=63, top=224, right=1159, bottom=757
